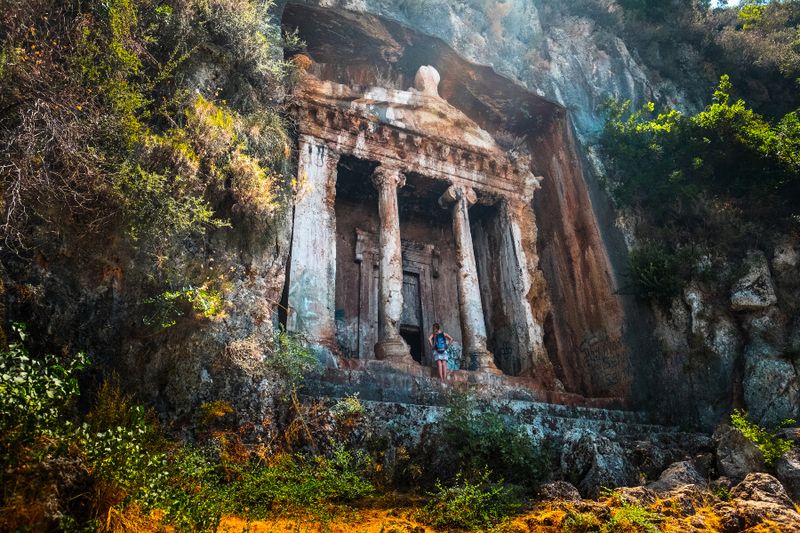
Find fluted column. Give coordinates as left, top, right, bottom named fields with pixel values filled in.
left=371, top=165, right=414, bottom=363
left=287, top=135, right=339, bottom=344
left=440, top=185, right=501, bottom=374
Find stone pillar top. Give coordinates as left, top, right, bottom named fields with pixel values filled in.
left=439, top=184, right=477, bottom=209
left=371, top=165, right=406, bottom=189
left=414, top=65, right=441, bottom=98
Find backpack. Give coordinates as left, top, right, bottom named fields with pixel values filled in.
left=435, top=332, right=447, bottom=352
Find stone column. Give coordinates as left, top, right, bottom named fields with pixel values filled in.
left=287, top=135, right=339, bottom=345
left=440, top=185, right=501, bottom=374
left=500, top=198, right=556, bottom=383
left=371, top=166, right=414, bottom=363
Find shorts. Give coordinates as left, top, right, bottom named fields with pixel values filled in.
left=433, top=350, right=448, bottom=362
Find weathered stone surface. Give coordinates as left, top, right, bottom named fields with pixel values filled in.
left=538, top=481, right=582, bottom=502
left=714, top=424, right=766, bottom=483
left=647, top=461, right=707, bottom=493
left=776, top=448, right=800, bottom=502
left=560, top=428, right=636, bottom=498
left=731, top=472, right=796, bottom=509
left=730, top=251, right=778, bottom=312
left=712, top=473, right=800, bottom=531
left=413, top=64, right=441, bottom=97
left=743, top=355, right=800, bottom=427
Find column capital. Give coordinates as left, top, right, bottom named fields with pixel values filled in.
left=439, top=184, right=477, bottom=209
left=371, top=165, right=406, bottom=190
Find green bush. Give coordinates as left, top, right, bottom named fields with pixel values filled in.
left=227, top=445, right=374, bottom=520
left=730, top=409, right=795, bottom=466
left=626, top=242, right=689, bottom=308
left=442, top=393, right=547, bottom=488
left=0, top=326, right=372, bottom=531
left=0, top=324, right=87, bottom=463
left=417, top=469, right=521, bottom=531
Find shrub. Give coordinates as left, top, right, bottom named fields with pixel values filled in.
left=442, top=393, right=548, bottom=488
left=626, top=242, right=689, bottom=308
left=417, top=469, right=521, bottom=531
left=563, top=509, right=604, bottom=533
left=730, top=409, right=795, bottom=466
left=0, top=324, right=87, bottom=462
left=226, top=445, right=375, bottom=520
left=606, top=501, right=663, bottom=532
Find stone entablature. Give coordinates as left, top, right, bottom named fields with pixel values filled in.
left=291, top=73, right=541, bottom=201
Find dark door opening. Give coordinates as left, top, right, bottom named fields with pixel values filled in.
left=400, top=326, right=423, bottom=364
left=400, top=271, right=424, bottom=364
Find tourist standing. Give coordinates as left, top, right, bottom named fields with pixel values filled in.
left=428, top=323, right=453, bottom=381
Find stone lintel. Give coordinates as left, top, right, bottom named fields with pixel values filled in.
left=293, top=101, right=536, bottom=200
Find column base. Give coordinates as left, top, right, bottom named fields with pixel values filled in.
left=472, top=350, right=503, bottom=375
left=375, top=336, right=415, bottom=364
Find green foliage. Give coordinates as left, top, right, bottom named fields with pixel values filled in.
left=0, top=0, right=294, bottom=264
left=442, top=393, right=547, bottom=488
left=563, top=509, right=603, bottom=533
left=0, top=324, right=87, bottom=463
left=417, top=469, right=521, bottom=531
left=266, top=329, right=320, bottom=393
left=226, top=445, right=374, bottom=520
left=603, top=77, right=800, bottom=224
left=0, top=327, right=373, bottom=531
left=606, top=502, right=662, bottom=532
left=730, top=409, right=795, bottom=465
left=626, top=242, right=690, bottom=307
left=143, top=285, right=224, bottom=328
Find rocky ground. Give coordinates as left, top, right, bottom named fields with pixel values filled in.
left=214, top=471, right=800, bottom=532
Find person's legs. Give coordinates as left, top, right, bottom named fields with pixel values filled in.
left=442, top=359, right=448, bottom=381
left=436, top=359, right=443, bottom=380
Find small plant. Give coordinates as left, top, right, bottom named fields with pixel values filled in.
left=714, top=486, right=732, bottom=502
left=143, top=285, right=224, bottom=329
left=563, top=509, right=603, bottom=533
left=198, top=400, right=235, bottom=427
left=417, top=469, right=521, bottom=531
left=331, top=394, right=366, bottom=421
left=730, top=409, right=795, bottom=466
left=606, top=502, right=662, bottom=532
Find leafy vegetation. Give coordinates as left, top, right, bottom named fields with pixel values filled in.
left=417, top=469, right=521, bottom=531
left=0, top=0, right=295, bottom=317
left=602, top=76, right=800, bottom=304
left=442, top=393, right=548, bottom=489
left=730, top=409, right=796, bottom=465
left=0, top=327, right=372, bottom=531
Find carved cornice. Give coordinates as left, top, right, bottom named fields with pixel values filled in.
left=291, top=97, right=540, bottom=199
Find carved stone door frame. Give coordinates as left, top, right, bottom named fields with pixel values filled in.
left=354, top=228, right=437, bottom=363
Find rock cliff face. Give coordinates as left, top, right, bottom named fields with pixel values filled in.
left=274, top=0, right=799, bottom=430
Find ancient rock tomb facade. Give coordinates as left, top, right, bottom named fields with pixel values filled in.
left=287, top=65, right=557, bottom=383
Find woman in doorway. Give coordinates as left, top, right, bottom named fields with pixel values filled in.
left=428, top=323, right=454, bottom=381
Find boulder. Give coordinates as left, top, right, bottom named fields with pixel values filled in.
left=743, top=355, right=800, bottom=426
left=537, top=481, right=581, bottom=502
left=713, top=473, right=800, bottom=531
left=647, top=460, right=707, bottom=493
left=560, top=429, right=636, bottom=498
left=776, top=448, right=800, bottom=502
left=730, top=472, right=795, bottom=508
left=730, top=251, right=778, bottom=311
left=714, top=424, right=765, bottom=483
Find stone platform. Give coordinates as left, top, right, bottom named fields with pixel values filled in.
left=306, top=358, right=627, bottom=410
left=300, top=364, right=714, bottom=494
